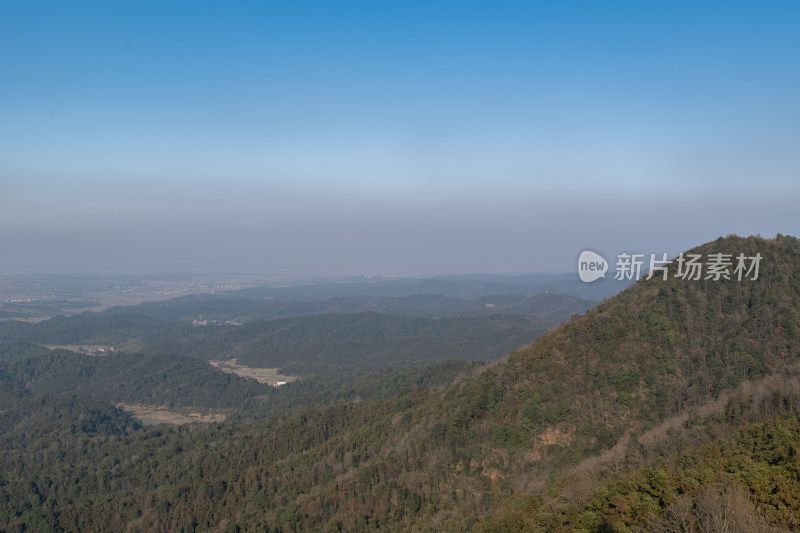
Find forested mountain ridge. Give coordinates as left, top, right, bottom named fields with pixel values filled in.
left=98, top=292, right=598, bottom=323
left=305, top=234, right=800, bottom=530
left=0, top=342, right=268, bottom=410
left=0, top=311, right=555, bottom=375
left=1, top=234, right=799, bottom=531
left=0, top=274, right=616, bottom=322
left=231, top=273, right=627, bottom=302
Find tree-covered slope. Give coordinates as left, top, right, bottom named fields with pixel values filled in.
left=241, top=234, right=800, bottom=530
left=0, top=311, right=553, bottom=375
left=0, top=343, right=269, bottom=410
left=483, top=407, right=800, bottom=532
left=2, top=234, right=799, bottom=532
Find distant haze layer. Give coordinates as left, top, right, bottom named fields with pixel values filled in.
left=1, top=2, right=797, bottom=274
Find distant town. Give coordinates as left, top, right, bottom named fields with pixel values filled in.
left=0, top=273, right=281, bottom=321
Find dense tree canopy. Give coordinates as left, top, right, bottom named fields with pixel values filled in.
left=2, top=235, right=799, bottom=531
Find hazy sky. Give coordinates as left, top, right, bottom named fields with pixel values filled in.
left=1, top=1, right=798, bottom=276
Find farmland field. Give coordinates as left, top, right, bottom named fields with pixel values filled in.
left=210, top=358, right=296, bottom=386
left=118, top=403, right=227, bottom=425
left=40, top=344, right=115, bottom=355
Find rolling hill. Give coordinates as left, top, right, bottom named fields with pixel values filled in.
left=0, top=311, right=559, bottom=375
left=1, top=234, right=799, bottom=531
left=98, top=291, right=598, bottom=323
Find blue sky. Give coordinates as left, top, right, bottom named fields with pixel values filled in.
left=1, top=1, right=798, bottom=275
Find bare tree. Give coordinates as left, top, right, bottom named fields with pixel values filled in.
left=695, top=480, right=760, bottom=533
left=651, top=479, right=776, bottom=533
left=655, top=494, right=696, bottom=533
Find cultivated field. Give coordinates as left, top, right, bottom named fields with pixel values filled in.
left=211, top=358, right=296, bottom=386
left=118, top=403, right=227, bottom=426
left=41, top=344, right=115, bottom=356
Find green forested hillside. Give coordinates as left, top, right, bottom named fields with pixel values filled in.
left=0, top=343, right=268, bottom=410
left=0, top=311, right=552, bottom=375
left=0, top=341, right=485, bottom=419
left=1, top=235, right=799, bottom=532
left=484, top=407, right=800, bottom=532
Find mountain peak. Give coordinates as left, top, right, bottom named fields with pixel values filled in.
left=503, top=233, right=799, bottom=450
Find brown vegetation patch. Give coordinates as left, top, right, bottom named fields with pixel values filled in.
left=118, top=403, right=227, bottom=425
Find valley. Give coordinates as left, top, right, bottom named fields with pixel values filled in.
left=1, top=235, right=799, bottom=531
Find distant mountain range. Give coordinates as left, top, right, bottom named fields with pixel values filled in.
left=234, top=271, right=629, bottom=301
left=0, top=270, right=627, bottom=321
left=100, top=291, right=598, bottom=322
